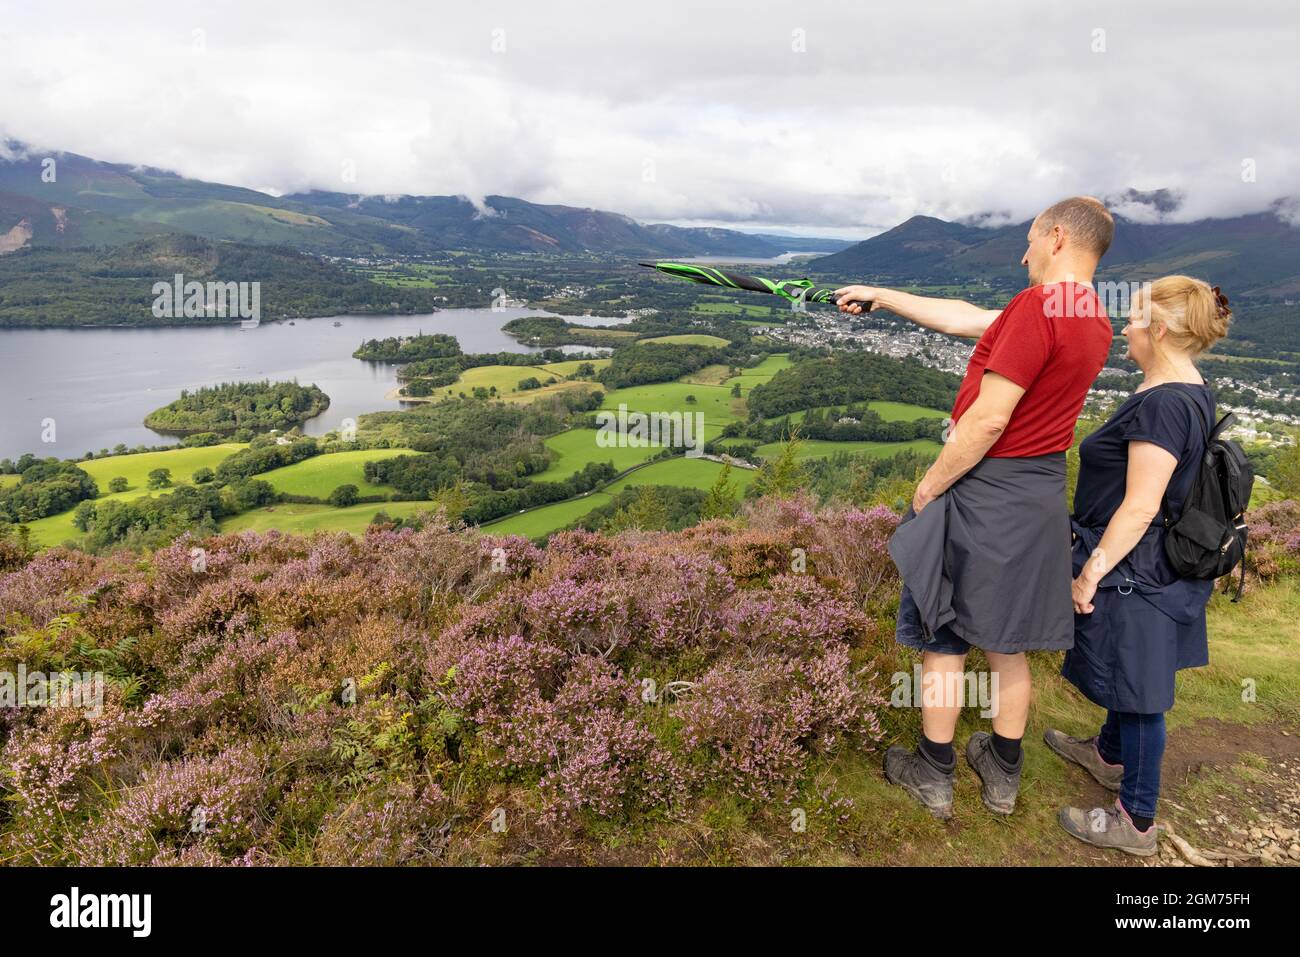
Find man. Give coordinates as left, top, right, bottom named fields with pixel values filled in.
left=833, top=196, right=1115, bottom=818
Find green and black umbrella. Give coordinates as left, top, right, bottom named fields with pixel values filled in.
left=638, top=261, right=871, bottom=309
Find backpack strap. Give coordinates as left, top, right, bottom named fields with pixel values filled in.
left=1138, top=386, right=1213, bottom=529
left=1149, top=389, right=1250, bottom=602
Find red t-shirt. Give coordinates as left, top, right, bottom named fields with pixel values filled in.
left=951, top=282, right=1112, bottom=457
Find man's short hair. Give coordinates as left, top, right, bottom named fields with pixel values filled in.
left=1035, top=196, right=1115, bottom=258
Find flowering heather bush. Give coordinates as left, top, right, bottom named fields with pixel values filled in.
left=1247, top=499, right=1300, bottom=582
left=0, top=501, right=903, bottom=863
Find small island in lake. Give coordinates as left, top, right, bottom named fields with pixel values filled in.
left=352, top=332, right=461, bottom=362
left=144, top=380, right=330, bottom=435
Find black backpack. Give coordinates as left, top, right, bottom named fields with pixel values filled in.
left=1158, top=389, right=1254, bottom=601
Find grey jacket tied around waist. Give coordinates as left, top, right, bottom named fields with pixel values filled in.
left=889, top=452, right=1075, bottom=654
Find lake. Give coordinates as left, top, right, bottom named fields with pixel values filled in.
left=0, top=308, right=626, bottom=461
left=677, top=252, right=824, bottom=265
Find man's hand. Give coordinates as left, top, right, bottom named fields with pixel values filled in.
left=834, top=285, right=884, bottom=315
left=912, top=477, right=941, bottom=514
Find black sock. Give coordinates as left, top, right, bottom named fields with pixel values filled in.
left=919, top=735, right=955, bottom=769
left=1129, top=813, right=1155, bottom=833
left=991, top=731, right=1023, bottom=768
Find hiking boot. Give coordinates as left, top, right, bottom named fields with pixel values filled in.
left=884, top=745, right=954, bottom=820
left=1059, top=800, right=1158, bottom=857
left=1043, top=728, right=1123, bottom=792
left=965, top=731, right=1021, bottom=815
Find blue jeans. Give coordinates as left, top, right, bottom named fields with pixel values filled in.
left=1097, top=710, right=1166, bottom=820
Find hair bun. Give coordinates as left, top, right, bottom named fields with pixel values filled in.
left=1145, top=275, right=1231, bottom=355
left=1211, top=285, right=1231, bottom=318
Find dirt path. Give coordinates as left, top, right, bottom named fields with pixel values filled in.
left=1152, top=719, right=1300, bottom=867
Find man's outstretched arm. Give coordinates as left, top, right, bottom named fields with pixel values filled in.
left=833, top=285, right=1002, bottom=339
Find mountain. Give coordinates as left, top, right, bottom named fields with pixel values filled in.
left=811, top=209, right=1300, bottom=299
left=5, top=146, right=1297, bottom=298
left=0, top=147, right=791, bottom=259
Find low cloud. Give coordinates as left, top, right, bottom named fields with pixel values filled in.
left=0, top=0, right=1295, bottom=235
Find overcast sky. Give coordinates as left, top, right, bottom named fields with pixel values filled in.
left=1, top=0, right=1296, bottom=237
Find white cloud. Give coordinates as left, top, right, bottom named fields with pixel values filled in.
left=0, top=0, right=1296, bottom=236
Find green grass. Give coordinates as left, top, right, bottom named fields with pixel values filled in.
left=78, top=444, right=247, bottom=493
left=24, top=444, right=247, bottom=546
left=754, top=438, right=943, bottom=462
left=728, top=354, right=792, bottom=395
left=422, top=364, right=602, bottom=404
left=0, top=474, right=20, bottom=489
left=691, top=301, right=776, bottom=318
left=794, top=577, right=1300, bottom=865
left=536, top=358, right=612, bottom=377
left=219, top=500, right=436, bottom=536
left=256, top=448, right=414, bottom=498
left=640, top=333, right=731, bottom=347
left=678, top=364, right=733, bottom=386
left=525, top=429, right=663, bottom=482
left=481, top=492, right=613, bottom=537
left=598, top=382, right=738, bottom=441
left=764, top=400, right=948, bottom=425
left=604, top=456, right=759, bottom=494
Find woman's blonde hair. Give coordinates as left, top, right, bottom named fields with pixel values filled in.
left=1132, top=275, right=1232, bottom=356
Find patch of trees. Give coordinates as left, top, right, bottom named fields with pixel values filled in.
left=564, top=485, right=711, bottom=534
left=353, top=333, right=462, bottom=362
left=596, top=343, right=724, bottom=389
left=463, top=462, right=618, bottom=525
left=144, top=380, right=329, bottom=435
left=214, top=436, right=322, bottom=483
left=724, top=404, right=947, bottom=444
left=71, top=479, right=275, bottom=551
left=746, top=352, right=959, bottom=419
left=501, top=316, right=618, bottom=348
left=0, top=459, right=99, bottom=523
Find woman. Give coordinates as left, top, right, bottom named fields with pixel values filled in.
left=1048, top=275, right=1232, bottom=856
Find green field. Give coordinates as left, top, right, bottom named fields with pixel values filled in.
left=640, top=333, right=731, bottom=347
left=256, top=448, right=414, bottom=498
left=481, top=492, right=613, bottom=537
left=728, top=354, right=792, bottom=394
left=0, top=474, right=20, bottom=489
left=598, top=382, right=738, bottom=441
left=691, top=301, right=777, bottom=318
left=537, top=358, right=612, bottom=377
left=605, top=456, right=759, bottom=494
left=678, top=364, right=733, bottom=386
left=490, top=456, right=760, bottom=539
left=765, top=400, right=948, bottom=425
left=220, top=500, right=436, bottom=536
left=418, top=363, right=602, bottom=404
left=526, top=429, right=663, bottom=482
left=78, top=444, right=247, bottom=493
left=23, top=444, right=248, bottom=546
left=753, top=437, right=944, bottom=463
